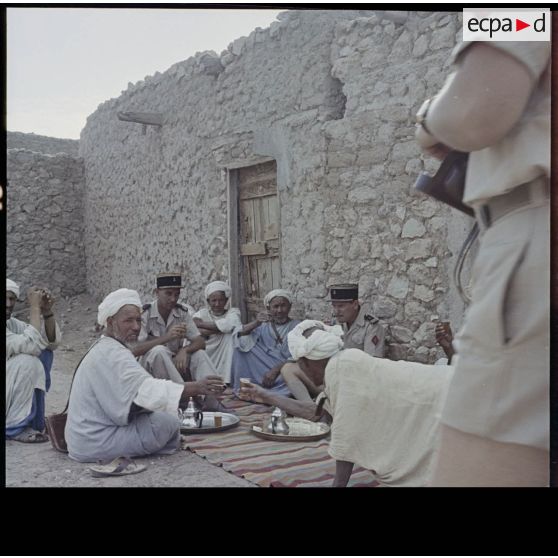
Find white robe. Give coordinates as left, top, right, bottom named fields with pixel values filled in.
left=323, top=349, right=455, bottom=487
left=65, top=335, right=183, bottom=462
left=193, top=307, right=242, bottom=383
left=6, top=317, right=61, bottom=428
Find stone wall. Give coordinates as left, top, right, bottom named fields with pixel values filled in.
left=7, top=131, right=79, bottom=156
left=323, top=10, right=473, bottom=361
left=79, top=9, right=473, bottom=362
left=6, top=148, right=86, bottom=298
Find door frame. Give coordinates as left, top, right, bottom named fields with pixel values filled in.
left=226, top=157, right=276, bottom=322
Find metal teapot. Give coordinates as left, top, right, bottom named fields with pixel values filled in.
left=265, top=406, right=290, bottom=435
left=182, top=397, right=204, bottom=428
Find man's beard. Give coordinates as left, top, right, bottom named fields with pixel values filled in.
left=111, top=324, right=137, bottom=347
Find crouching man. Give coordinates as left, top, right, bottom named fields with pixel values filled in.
left=240, top=320, right=454, bottom=487
left=6, top=279, right=61, bottom=443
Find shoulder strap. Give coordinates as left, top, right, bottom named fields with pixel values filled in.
left=364, top=314, right=379, bottom=324
left=60, top=337, right=102, bottom=415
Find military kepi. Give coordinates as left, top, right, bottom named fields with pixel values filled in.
left=157, top=272, right=182, bottom=289
left=328, top=283, right=359, bottom=301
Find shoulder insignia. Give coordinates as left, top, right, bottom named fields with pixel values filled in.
left=176, top=303, right=188, bottom=312
left=142, top=303, right=151, bottom=313
left=364, top=314, right=379, bottom=324
left=371, top=335, right=379, bottom=346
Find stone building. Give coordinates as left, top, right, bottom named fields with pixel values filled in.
left=6, top=134, right=85, bottom=298
left=7, top=9, right=475, bottom=362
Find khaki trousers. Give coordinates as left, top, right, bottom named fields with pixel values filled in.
left=436, top=193, right=550, bottom=486
left=140, top=345, right=217, bottom=385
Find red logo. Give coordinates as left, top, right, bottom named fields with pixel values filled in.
left=516, top=18, right=530, bottom=31
left=372, top=335, right=379, bottom=346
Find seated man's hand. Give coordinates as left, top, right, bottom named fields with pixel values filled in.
left=173, top=349, right=191, bottom=374
left=39, top=288, right=55, bottom=314
left=167, top=324, right=187, bottom=341
left=261, top=368, right=280, bottom=388
left=198, top=327, right=214, bottom=338
left=256, top=311, right=271, bottom=323
left=239, top=381, right=267, bottom=404
left=435, top=322, right=455, bottom=360
left=196, top=376, right=227, bottom=396
left=435, top=322, right=453, bottom=347
left=27, top=287, right=44, bottom=308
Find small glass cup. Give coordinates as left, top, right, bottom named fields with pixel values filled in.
left=214, top=413, right=223, bottom=428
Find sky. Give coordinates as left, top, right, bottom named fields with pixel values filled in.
left=6, top=7, right=284, bottom=139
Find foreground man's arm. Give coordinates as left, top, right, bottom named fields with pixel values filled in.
left=333, top=460, right=355, bottom=487
left=134, top=375, right=226, bottom=415
left=239, top=382, right=317, bottom=421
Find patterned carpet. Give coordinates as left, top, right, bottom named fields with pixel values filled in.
left=181, top=394, right=378, bottom=488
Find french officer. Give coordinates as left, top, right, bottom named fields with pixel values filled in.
left=329, top=283, right=386, bottom=358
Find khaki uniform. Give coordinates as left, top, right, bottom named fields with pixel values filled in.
left=138, top=300, right=217, bottom=384
left=342, top=305, right=386, bottom=358
left=433, top=41, right=550, bottom=486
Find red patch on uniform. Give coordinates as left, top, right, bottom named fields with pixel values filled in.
left=372, top=335, right=379, bottom=346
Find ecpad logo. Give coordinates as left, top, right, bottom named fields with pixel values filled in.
left=463, top=9, right=550, bottom=42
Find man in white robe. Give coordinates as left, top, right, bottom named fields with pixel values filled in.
left=6, top=279, right=61, bottom=443
left=193, top=281, right=242, bottom=384
left=240, top=320, right=454, bottom=487
left=65, top=288, right=226, bottom=463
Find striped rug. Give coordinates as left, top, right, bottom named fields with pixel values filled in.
left=182, top=395, right=378, bottom=488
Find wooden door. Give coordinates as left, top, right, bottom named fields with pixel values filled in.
left=238, top=161, right=281, bottom=321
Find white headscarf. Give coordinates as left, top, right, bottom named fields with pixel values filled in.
left=205, top=281, right=232, bottom=300
left=287, top=319, right=344, bottom=360
left=6, top=279, right=20, bottom=298
left=263, top=289, right=293, bottom=308
left=97, top=288, right=142, bottom=327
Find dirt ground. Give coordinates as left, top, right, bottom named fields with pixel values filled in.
left=5, top=293, right=255, bottom=487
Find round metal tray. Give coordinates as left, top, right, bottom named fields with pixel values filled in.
left=180, top=412, right=240, bottom=434
left=251, top=418, right=330, bottom=442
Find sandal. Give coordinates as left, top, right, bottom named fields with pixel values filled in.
left=10, top=427, right=49, bottom=443
left=89, top=456, right=147, bottom=478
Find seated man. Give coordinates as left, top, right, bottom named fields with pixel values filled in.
left=65, top=288, right=225, bottom=463
left=329, top=283, right=386, bottom=355
left=240, top=320, right=454, bottom=487
left=230, top=289, right=301, bottom=396
left=6, top=279, right=61, bottom=443
left=132, top=272, right=227, bottom=412
left=193, top=281, right=242, bottom=385
left=281, top=283, right=386, bottom=401
left=132, top=272, right=217, bottom=382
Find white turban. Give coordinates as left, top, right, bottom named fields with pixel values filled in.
left=97, top=288, right=142, bottom=327
left=287, top=319, right=344, bottom=361
left=205, top=281, right=232, bottom=300
left=263, top=289, right=293, bottom=308
left=6, top=279, right=20, bottom=298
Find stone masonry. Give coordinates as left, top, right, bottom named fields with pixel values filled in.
left=7, top=131, right=79, bottom=157
left=6, top=148, right=86, bottom=298
left=9, top=10, right=476, bottom=363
